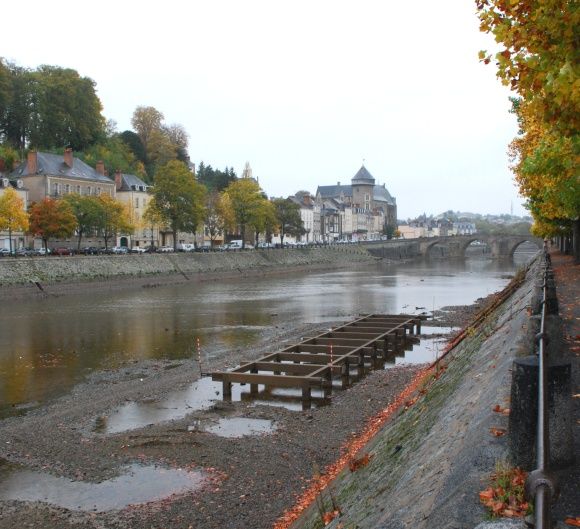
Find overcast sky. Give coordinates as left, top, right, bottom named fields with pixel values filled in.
left=2, top=0, right=526, bottom=219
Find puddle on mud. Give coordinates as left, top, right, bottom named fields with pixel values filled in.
left=188, top=417, right=275, bottom=438
left=0, top=462, right=204, bottom=511
left=96, top=377, right=327, bottom=434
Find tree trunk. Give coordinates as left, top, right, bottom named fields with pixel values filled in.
left=241, top=224, right=246, bottom=249
left=172, top=226, right=178, bottom=251
left=77, top=230, right=83, bottom=251
left=8, top=227, right=12, bottom=255
left=573, top=218, right=580, bottom=264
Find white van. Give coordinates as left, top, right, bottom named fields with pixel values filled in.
left=179, top=243, right=195, bottom=252
left=226, top=240, right=243, bottom=250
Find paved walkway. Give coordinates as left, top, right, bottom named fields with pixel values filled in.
left=549, top=250, right=580, bottom=523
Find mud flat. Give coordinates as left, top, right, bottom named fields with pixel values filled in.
left=0, top=283, right=505, bottom=529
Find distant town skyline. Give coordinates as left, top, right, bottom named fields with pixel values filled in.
left=1, top=0, right=526, bottom=219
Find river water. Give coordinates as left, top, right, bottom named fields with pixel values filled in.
left=0, top=254, right=534, bottom=419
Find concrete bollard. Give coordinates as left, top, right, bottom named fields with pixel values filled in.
left=509, top=356, right=574, bottom=470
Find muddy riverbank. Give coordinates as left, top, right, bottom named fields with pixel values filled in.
left=0, top=292, right=492, bottom=529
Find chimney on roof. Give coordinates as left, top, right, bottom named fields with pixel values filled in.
left=27, top=151, right=38, bottom=174
left=303, top=193, right=312, bottom=206
left=114, top=170, right=123, bottom=191
left=64, top=148, right=73, bottom=168
left=95, top=160, right=105, bottom=176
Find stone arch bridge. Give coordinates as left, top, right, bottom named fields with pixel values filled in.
left=364, top=235, right=543, bottom=260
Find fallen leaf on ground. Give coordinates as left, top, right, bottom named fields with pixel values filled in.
left=565, top=517, right=580, bottom=527
left=490, top=427, right=507, bottom=437
left=322, top=509, right=340, bottom=525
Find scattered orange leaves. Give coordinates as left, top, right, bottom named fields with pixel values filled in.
left=321, top=509, right=341, bottom=525
left=565, top=517, right=580, bottom=527
left=479, top=466, right=529, bottom=519
left=273, top=367, right=433, bottom=529
left=490, top=427, right=507, bottom=437
left=348, top=453, right=373, bottom=472
left=493, top=404, right=510, bottom=415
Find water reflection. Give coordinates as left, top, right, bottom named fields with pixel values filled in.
left=188, top=417, right=275, bottom=438
left=0, top=462, right=204, bottom=511
left=0, top=257, right=532, bottom=417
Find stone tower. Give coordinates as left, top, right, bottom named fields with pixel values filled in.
left=351, top=165, right=375, bottom=210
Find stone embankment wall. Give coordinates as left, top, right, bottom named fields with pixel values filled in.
left=0, top=246, right=376, bottom=288
left=363, top=240, right=420, bottom=260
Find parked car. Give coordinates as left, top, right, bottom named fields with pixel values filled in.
left=0, top=248, right=11, bottom=256
left=257, top=242, right=273, bottom=249
left=130, top=246, right=147, bottom=254
left=53, top=247, right=73, bottom=256
left=110, top=246, right=128, bottom=254
left=178, top=243, right=195, bottom=252
left=82, top=246, right=101, bottom=255
left=15, top=247, right=36, bottom=257
left=36, top=247, right=51, bottom=256
left=157, top=246, right=174, bottom=253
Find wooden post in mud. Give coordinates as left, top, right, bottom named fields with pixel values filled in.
left=371, top=343, right=378, bottom=369
left=250, top=365, right=258, bottom=395
left=302, top=386, right=312, bottom=410
left=341, top=358, right=350, bottom=388
left=223, top=379, right=232, bottom=400
left=357, top=350, right=365, bottom=377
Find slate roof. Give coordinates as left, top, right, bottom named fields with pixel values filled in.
left=117, top=173, right=150, bottom=192
left=316, top=184, right=352, bottom=198
left=351, top=165, right=375, bottom=184
left=11, top=152, right=114, bottom=184
left=373, top=184, right=396, bottom=205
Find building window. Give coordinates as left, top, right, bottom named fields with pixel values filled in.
left=87, top=186, right=92, bottom=196
left=135, top=197, right=139, bottom=208
left=96, top=187, right=101, bottom=195
left=64, top=184, right=70, bottom=194
left=76, top=185, right=81, bottom=194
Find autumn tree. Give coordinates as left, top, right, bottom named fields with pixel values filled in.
left=477, top=0, right=579, bottom=260
left=94, top=194, right=134, bottom=250
left=222, top=177, right=267, bottom=249
left=130, top=106, right=190, bottom=179
left=148, top=160, right=206, bottom=250
left=0, top=187, right=29, bottom=253
left=272, top=198, right=305, bottom=245
left=28, top=198, right=76, bottom=251
left=204, top=191, right=230, bottom=247
left=62, top=194, right=102, bottom=251
left=250, top=198, right=278, bottom=247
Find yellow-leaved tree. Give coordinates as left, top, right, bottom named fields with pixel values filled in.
left=477, top=0, right=579, bottom=260
left=0, top=187, right=29, bottom=253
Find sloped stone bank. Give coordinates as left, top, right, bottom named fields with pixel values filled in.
left=0, top=246, right=376, bottom=299
left=291, top=258, right=541, bottom=529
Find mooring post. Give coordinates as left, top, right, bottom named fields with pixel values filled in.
left=416, top=319, right=421, bottom=335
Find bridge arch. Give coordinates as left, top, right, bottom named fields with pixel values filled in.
left=507, top=238, right=543, bottom=259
